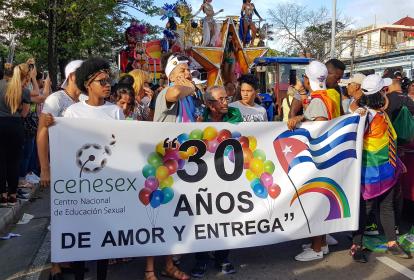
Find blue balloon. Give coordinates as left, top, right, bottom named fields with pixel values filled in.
left=150, top=190, right=164, bottom=208
left=253, top=183, right=268, bottom=199
left=231, top=131, right=241, bottom=139
left=162, top=187, right=174, bottom=204
left=177, top=133, right=189, bottom=144
left=250, top=178, right=261, bottom=188
left=224, top=145, right=234, bottom=156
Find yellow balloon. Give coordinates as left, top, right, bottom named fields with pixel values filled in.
left=249, top=158, right=264, bottom=176
left=156, top=166, right=169, bottom=181
left=156, top=142, right=166, bottom=156
left=160, top=176, right=174, bottom=188
left=179, top=151, right=189, bottom=160
left=203, top=126, right=218, bottom=141
left=248, top=136, right=257, bottom=151
left=245, top=169, right=257, bottom=181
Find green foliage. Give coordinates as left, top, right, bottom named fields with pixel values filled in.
left=1, top=0, right=158, bottom=69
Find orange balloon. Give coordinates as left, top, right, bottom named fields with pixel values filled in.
left=179, top=151, right=189, bottom=160
left=187, top=146, right=197, bottom=156
left=243, top=147, right=253, bottom=169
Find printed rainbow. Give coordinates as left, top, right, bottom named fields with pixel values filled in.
left=290, top=177, right=350, bottom=221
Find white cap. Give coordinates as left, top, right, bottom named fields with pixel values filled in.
left=61, top=60, right=83, bottom=89
left=361, top=74, right=392, bottom=96
left=165, top=55, right=189, bottom=78
left=340, top=73, right=366, bottom=86
left=191, top=70, right=206, bottom=85
left=305, top=61, right=328, bottom=91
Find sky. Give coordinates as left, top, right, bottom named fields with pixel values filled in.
left=130, top=0, right=414, bottom=49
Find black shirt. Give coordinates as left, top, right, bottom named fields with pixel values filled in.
left=0, top=79, right=31, bottom=117
left=385, top=91, right=414, bottom=122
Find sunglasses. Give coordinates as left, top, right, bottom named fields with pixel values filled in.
left=92, top=78, right=111, bottom=86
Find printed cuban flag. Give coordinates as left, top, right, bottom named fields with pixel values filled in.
left=273, top=115, right=361, bottom=174
left=272, top=115, right=362, bottom=228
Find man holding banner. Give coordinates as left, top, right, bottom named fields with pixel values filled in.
left=191, top=85, right=242, bottom=278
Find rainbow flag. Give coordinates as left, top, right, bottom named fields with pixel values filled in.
left=361, top=112, right=400, bottom=200
left=311, top=90, right=340, bottom=120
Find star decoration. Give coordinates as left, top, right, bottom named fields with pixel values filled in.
left=191, top=17, right=268, bottom=86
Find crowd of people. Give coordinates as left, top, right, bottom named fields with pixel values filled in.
left=0, top=52, right=413, bottom=280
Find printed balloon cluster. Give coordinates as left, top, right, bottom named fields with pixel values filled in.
left=139, top=126, right=281, bottom=208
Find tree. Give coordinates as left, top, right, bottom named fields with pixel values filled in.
left=1, top=0, right=158, bottom=88
left=268, top=3, right=352, bottom=60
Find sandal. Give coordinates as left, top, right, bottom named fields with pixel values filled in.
left=145, top=270, right=158, bottom=280
left=350, top=244, right=367, bottom=263
left=162, top=265, right=190, bottom=280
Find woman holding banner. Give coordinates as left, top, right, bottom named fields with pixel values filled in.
left=349, top=74, right=411, bottom=262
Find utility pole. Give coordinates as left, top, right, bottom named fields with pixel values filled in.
left=330, top=0, right=337, bottom=59
left=350, top=34, right=356, bottom=75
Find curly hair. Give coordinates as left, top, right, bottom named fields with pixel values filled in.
left=238, top=74, right=259, bottom=90
left=75, top=57, right=110, bottom=92
left=357, top=91, right=386, bottom=110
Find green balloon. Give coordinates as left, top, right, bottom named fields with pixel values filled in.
left=189, top=129, right=203, bottom=140
left=147, top=152, right=163, bottom=168
left=264, top=160, right=275, bottom=174
left=142, top=164, right=156, bottom=178
left=253, top=149, right=266, bottom=162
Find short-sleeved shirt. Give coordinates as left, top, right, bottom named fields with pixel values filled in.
left=63, top=101, right=125, bottom=120
left=153, top=88, right=178, bottom=123
left=42, top=90, right=76, bottom=117
left=0, top=79, right=31, bottom=117
left=229, top=101, right=268, bottom=122
left=386, top=91, right=414, bottom=122
left=304, top=98, right=329, bottom=121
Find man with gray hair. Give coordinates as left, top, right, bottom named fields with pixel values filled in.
left=201, top=85, right=243, bottom=123
left=191, top=86, right=241, bottom=278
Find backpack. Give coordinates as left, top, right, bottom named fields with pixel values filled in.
left=392, top=97, right=414, bottom=145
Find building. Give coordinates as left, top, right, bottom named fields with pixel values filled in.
left=335, top=16, right=414, bottom=77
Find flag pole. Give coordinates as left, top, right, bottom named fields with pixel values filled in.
left=287, top=174, right=311, bottom=234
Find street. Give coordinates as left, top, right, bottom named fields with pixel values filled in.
left=0, top=188, right=413, bottom=280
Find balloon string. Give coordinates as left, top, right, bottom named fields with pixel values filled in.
left=154, top=208, right=160, bottom=227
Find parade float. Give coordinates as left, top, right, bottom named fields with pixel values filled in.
left=119, top=0, right=269, bottom=86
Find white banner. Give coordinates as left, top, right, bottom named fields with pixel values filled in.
left=50, top=115, right=365, bottom=262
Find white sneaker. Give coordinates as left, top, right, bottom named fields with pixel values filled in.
left=302, top=243, right=329, bottom=255
left=326, top=234, right=338, bottom=246
left=295, top=248, right=324, bottom=261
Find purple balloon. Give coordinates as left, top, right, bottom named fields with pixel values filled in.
left=207, top=140, right=219, bottom=153
left=228, top=150, right=235, bottom=163
left=260, top=172, right=273, bottom=188
left=177, top=159, right=185, bottom=170
left=145, top=176, right=159, bottom=191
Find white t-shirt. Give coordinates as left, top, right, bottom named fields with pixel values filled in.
left=63, top=101, right=125, bottom=120
left=229, top=101, right=268, bottom=122
left=42, top=90, right=89, bottom=117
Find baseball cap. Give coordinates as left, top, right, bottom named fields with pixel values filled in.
left=340, top=73, right=366, bottom=86
left=61, top=60, right=83, bottom=89
left=305, top=61, right=328, bottom=91
left=361, top=74, right=392, bottom=96
left=165, top=55, right=189, bottom=78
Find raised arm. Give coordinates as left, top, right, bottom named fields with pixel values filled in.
left=253, top=4, right=262, bottom=20
left=165, top=76, right=196, bottom=103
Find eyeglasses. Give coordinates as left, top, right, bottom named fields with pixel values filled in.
left=208, top=97, right=228, bottom=104
left=92, top=79, right=111, bottom=86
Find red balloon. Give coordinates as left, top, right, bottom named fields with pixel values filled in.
left=239, top=136, right=250, bottom=149
left=268, top=184, right=281, bottom=199
left=139, top=187, right=152, bottom=206
left=164, top=159, right=178, bottom=175
left=217, top=129, right=232, bottom=143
